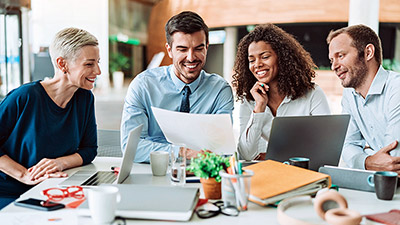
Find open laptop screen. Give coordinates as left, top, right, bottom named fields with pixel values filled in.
left=265, top=115, right=350, bottom=171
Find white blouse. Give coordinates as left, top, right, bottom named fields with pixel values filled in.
left=237, top=85, right=331, bottom=160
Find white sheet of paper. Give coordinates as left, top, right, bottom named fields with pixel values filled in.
left=151, top=107, right=236, bottom=153
left=0, top=210, right=78, bottom=225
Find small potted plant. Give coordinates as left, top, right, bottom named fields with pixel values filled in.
left=109, top=52, right=130, bottom=89
left=187, top=152, right=230, bottom=199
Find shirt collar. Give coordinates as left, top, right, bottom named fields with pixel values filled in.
left=281, top=95, right=292, bottom=104
left=169, top=65, right=202, bottom=93
left=367, top=66, right=388, bottom=95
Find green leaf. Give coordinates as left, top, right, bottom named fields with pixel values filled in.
left=109, top=52, right=131, bottom=73
left=382, top=59, right=400, bottom=72
left=186, top=152, right=230, bottom=182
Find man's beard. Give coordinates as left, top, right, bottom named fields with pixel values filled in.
left=343, top=56, right=368, bottom=89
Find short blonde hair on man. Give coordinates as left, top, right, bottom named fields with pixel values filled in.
left=49, top=27, right=98, bottom=69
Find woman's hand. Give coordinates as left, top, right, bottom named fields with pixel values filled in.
left=250, top=82, right=269, bottom=113
left=28, top=158, right=67, bottom=181
left=19, top=170, right=47, bottom=185
left=0, top=155, right=67, bottom=185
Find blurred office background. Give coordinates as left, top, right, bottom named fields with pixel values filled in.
left=1, top=0, right=400, bottom=131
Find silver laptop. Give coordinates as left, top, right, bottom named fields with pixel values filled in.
left=59, top=124, right=143, bottom=187
left=78, top=184, right=199, bottom=221
left=265, top=115, right=350, bottom=171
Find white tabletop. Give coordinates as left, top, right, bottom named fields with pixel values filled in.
left=1, top=157, right=399, bottom=225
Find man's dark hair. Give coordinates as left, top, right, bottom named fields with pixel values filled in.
left=327, top=24, right=382, bottom=65
left=165, top=11, right=209, bottom=46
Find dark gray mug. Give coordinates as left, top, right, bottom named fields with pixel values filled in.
left=367, top=171, right=398, bottom=200
left=283, top=157, right=309, bottom=169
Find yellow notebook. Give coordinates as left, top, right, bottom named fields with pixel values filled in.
left=244, top=160, right=331, bottom=206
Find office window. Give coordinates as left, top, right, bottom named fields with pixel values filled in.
left=0, top=8, right=23, bottom=98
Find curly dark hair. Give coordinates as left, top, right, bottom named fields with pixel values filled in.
left=232, top=24, right=316, bottom=102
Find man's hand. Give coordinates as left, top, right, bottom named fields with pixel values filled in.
left=365, top=141, right=400, bottom=174
left=254, top=152, right=266, bottom=160
left=180, top=147, right=212, bottom=160
left=28, top=158, right=67, bottom=181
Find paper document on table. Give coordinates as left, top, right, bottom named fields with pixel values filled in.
left=0, top=210, right=78, bottom=225
left=152, top=107, right=236, bottom=153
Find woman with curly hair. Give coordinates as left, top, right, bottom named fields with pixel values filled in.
left=232, top=24, right=331, bottom=160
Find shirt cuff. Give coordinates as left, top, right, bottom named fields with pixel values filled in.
left=356, top=154, right=369, bottom=170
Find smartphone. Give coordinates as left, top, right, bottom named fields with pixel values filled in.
left=14, top=198, right=65, bottom=211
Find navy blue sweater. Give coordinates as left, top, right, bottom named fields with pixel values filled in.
left=0, top=81, right=97, bottom=197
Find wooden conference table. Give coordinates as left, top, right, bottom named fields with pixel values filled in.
left=1, top=157, right=399, bottom=224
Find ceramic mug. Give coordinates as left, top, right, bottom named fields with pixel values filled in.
left=283, top=157, right=310, bottom=169
left=367, top=171, right=398, bottom=200
left=88, top=186, right=121, bottom=224
left=150, top=151, right=169, bottom=176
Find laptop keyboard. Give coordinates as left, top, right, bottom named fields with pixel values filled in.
left=81, top=171, right=118, bottom=186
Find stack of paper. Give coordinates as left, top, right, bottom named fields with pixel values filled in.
left=151, top=107, right=236, bottom=154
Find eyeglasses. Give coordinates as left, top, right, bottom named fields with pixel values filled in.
left=42, top=186, right=84, bottom=201
left=196, top=200, right=240, bottom=219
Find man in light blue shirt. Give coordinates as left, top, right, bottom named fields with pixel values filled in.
left=327, top=24, right=400, bottom=173
left=121, top=11, right=234, bottom=163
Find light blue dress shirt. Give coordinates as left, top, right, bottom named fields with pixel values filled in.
left=121, top=65, right=234, bottom=163
left=341, top=66, right=400, bottom=169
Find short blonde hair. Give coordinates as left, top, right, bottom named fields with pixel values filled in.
left=49, top=27, right=98, bottom=69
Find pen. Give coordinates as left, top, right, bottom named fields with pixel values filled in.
left=234, top=152, right=240, bottom=174
left=228, top=156, right=236, bottom=175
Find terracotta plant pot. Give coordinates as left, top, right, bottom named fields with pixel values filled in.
left=200, top=178, right=221, bottom=199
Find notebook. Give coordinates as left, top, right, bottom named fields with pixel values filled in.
left=365, top=209, right=400, bottom=225
left=244, top=160, right=331, bottom=206
left=59, top=124, right=143, bottom=187
left=265, top=115, right=350, bottom=171
left=78, top=184, right=200, bottom=221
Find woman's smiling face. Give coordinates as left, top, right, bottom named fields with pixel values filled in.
left=248, top=41, right=278, bottom=85
left=66, top=45, right=101, bottom=90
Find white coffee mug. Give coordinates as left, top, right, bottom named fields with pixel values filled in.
left=150, top=151, right=170, bottom=176
left=88, top=186, right=121, bottom=224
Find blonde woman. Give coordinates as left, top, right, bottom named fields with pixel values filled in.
left=0, top=28, right=100, bottom=208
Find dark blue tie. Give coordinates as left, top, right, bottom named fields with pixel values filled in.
left=180, top=86, right=191, bottom=113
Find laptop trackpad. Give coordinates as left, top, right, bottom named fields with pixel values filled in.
left=59, top=171, right=94, bottom=186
